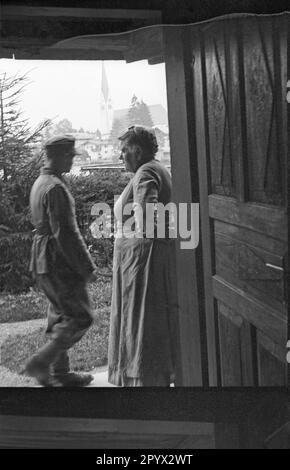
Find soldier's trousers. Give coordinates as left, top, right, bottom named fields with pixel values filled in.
left=33, top=271, right=93, bottom=374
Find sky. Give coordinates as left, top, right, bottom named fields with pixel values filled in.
left=0, top=59, right=168, bottom=133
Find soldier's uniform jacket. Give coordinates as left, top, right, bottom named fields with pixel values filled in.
left=29, top=167, right=95, bottom=281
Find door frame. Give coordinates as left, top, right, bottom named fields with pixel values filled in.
left=1, top=13, right=287, bottom=388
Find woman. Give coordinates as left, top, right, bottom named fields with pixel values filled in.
left=108, top=125, right=178, bottom=387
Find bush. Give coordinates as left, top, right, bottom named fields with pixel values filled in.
left=0, top=167, right=130, bottom=293
left=67, top=169, right=130, bottom=209
left=68, top=169, right=130, bottom=268
left=0, top=153, right=42, bottom=233
left=0, top=155, right=41, bottom=292
left=0, top=232, right=34, bottom=293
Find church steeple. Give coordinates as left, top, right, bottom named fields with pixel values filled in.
left=100, top=62, right=113, bottom=137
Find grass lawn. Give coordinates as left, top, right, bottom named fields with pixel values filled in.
left=0, top=270, right=112, bottom=378
left=0, top=269, right=112, bottom=323
left=0, top=365, right=36, bottom=386
left=1, top=308, right=110, bottom=375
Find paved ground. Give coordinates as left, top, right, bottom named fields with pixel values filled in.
left=88, top=366, right=116, bottom=387
left=0, top=364, right=115, bottom=387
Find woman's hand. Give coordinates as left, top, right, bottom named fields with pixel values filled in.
left=87, top=270, right=98, bottom=283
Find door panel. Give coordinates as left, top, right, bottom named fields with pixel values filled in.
left=211, top=197, right=286, bottom=313
left=243, top=18, right=286, bottom=206
left=217, top=300, right=257, bottom=387
left=204, top=28, right=235, bottom=198
left=257, top=336, right=286, bottom=387
left=192, top=14, right=288, bottom=386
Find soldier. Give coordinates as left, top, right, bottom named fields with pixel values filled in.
left=26, top=135, right=97, bottom=387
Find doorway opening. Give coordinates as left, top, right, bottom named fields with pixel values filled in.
left=0, top=56, right=173, bottom=387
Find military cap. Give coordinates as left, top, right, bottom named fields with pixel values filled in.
left=44, top=134, right=76, bottom=148
left=118, top=125, right=158, bottom=155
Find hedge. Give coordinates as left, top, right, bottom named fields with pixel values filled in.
left=0, top=168, right=130, bottom=293
left=0, top=232, right=33, bottom=293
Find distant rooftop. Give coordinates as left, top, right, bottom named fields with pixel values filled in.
left=67, top=132, right=100, bottom=142
left=114, top=104, right=168, bottom=127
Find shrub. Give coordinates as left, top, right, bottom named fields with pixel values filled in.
left=67, top=169, right=129, bottom=236
left=67, top=169, right=130, bottom=209
left=0, top=152, right=43, bottom=233
left=0, top=167, right=130, bottom=293
left=0, top=232, right=34, bottom=293
left=68, top=169, right=130, bottom=268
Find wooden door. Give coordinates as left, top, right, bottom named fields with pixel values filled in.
left=41, top=13, right=287, bottom=387
left=192, top=14, right=288, bottom=386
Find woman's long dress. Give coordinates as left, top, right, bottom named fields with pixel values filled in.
left=108, top=159, right=178, bottom=386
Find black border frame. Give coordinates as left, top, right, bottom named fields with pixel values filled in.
left=0, top=1, right=289, bottom=435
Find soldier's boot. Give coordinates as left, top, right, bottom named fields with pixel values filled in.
left=55, top=371, right=94, bottom=387
left=25, top=342, right=64, bottom=387
left=52, top=351, right=94, bottom=386
left=52, top=351, right=70, bottom=377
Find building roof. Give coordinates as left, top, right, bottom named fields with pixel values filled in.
left=153, top=124, right=168, bottom=134
left=114, top=104, right=168, bottom=126
left=67, top=132, right=100, bottom=142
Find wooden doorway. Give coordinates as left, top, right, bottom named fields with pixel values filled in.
left=190, top=14, right=288, bottom=386
left=1, top=11, right=288, bottom=388
left=164, top=13, right=288, bottom=386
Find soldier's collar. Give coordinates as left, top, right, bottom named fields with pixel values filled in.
left=41, top=167, right=63, bottom=178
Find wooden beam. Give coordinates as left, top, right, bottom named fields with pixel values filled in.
left=2, top=5, right=162, bottom=21
left=51, top=36, right=129, bottom=50
left=214, top=423, right=241, bottom=449
left=39, top=49, right=125, bottom=60
left=0, top=415, right=214, bottom=435
left=0, top=389, right=288, bottom=423
left=164, top=27, right=203, bottom=386
left=0, top=415, right=214, bottom=449
left=192, top=29, right=219, bottom=386
left=124, top=26, right=163, bottom=63
left=39, top=35, right=129, bottom=60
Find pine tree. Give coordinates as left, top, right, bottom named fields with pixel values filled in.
left=54, top=118, right=75, bottom=134
left=0, top=72, right=50, bottom=181
left=139, top=100, right=154, bottom=127
left=109, top=118, right=123, bottom=148
left=0, top=72, right=50, bottom=233
left=126, top=95, right=154, bottom=128
left=126, top=94, right=141, bottom=127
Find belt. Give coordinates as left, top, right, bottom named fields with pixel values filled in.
left=33, top=225, right=52, bottom=236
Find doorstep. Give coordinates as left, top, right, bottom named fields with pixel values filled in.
left=88, top=366, right=116, bottom=387
left=87, top=367, right=175, bottom=387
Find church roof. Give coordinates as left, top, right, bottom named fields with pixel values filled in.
left=114, top=104, right=168, bottom=126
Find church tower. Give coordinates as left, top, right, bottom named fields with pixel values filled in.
left=99, top=62, right=113, bottom=138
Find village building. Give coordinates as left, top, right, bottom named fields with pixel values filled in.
left=70, top=81, right=171, bottom=172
